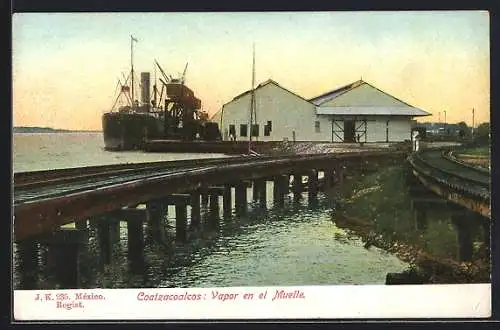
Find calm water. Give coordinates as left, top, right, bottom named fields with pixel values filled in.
left=13, top=133, right=410, bottom=289
left=13, top=133, right=228, bottom=173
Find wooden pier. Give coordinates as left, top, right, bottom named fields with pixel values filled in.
left=13, top=151, right=409, bottom=288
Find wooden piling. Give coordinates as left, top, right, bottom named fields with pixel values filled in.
left=273, top=175, right=287, bottom=208
left=273, top=176, right=280, bottom=206
left=452, top=215, right=473, bottom=262
left=235, top=183, right=247, bottom=216
left=336, top=165, right=344, bottom=187
left=256, top=179, right=267, bottom=208
left=146, top=199, right=167, bottom=243
left=414, top=207, right=428, bottom=230
left=126, top=210, right=145, bottom=269
left=16, top=240, right=39, bottom=289
left=293, top=173, right=302, bottom=202
left=253, top=180, right=260, bottom=201
left=308, top=170, right=318, bottom=206
left=324, top=169, right=335, bottom=189
left=190, top=192, right=201, bottom=229
left=208, top=194, right=220, bottom=229
left=175, top=204, right=188, bottom=243
left=41, top=228, right=87, bottom=289
left=201, top=191, right=209, bottom=208
left=95, top=216, right=120, bottom=265
left=223, top=185, right=232, bottom=218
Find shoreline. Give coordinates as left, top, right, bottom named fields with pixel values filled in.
left=333, top=211, right=489, bottom=283
left=13, top=131, right=102, bottom=134
left=329, top=165, right=490, bottom=284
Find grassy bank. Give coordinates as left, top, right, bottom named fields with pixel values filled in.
left=459, top=146, right=490, bottom=156
left=332, top=165, right=490, bottom=283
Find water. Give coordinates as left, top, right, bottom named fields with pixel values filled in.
left=335, top=164, right=490, bottom=283
left=13, top=133, right=228, bottom=173
left=161, top=207, right=405, bottom=287
left=13, top=133, right=410, bottom=289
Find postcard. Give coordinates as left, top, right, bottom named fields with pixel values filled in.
left=12, top=11, right=491, bottom=321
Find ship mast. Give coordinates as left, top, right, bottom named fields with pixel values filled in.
left=248, top=43, right=256, bottom=154
left=153, top=61, right=157, bottom=108
left=130, top=35, right=138, bottom=106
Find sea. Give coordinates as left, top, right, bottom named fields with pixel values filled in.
left=13, top=132, right=409, bottom=289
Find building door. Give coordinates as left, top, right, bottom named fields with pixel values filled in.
left=344, top=120, right=355, bottom=143
left=355, top=119, right=367, bottom=143
left=332, top=120, right=344, bottom=142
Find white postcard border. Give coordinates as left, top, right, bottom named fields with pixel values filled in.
left=13, top=284, right=491, bottom=320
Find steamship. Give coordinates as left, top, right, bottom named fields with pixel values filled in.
left=102, top=70, right=164, bottom=150
left=102, top=36, right=221, bottom=151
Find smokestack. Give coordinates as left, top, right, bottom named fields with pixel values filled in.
left=141, top=72, right=150, bottom=109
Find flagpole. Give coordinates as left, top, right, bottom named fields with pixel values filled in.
left=248, top=43, right=255, bottom=154
left=131, top=35, right=136, bottom=105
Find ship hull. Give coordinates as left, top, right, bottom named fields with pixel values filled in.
left=102, top=112, right=164, bottom=151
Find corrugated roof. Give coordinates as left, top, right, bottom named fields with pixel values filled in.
left=309, top=79, right=421, bottom=109
left=211, top=79, right=313, bottom=121
left=309, top=80, right=365, bottom=106
left=316, top=106, right=431, bottom=117
left=213, top=78, right=432, bottom=120
left=226, top=79, right=312, bottom=104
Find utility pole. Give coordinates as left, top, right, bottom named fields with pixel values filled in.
left=248, top=43, right=256, bottom=154
left=472, top=108, right=475, bottom=140
left=438, top=112, right=441, bottom=123
left=444, top=110, right=447, bottom=124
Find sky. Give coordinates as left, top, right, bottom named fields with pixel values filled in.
left=12, top=11, right=490, bottom=131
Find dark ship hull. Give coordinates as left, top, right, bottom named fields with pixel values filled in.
left=102, top=37, right=221, bottom=151
left=102, top=112, right=164, bottom=150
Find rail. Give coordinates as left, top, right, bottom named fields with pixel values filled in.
left=14, top=156, right=239, bottom=188
left=14, top=150, right=407, bottom=240
left=444, top=150, right=490, bottom=174
left=408, top=149, right=490, bottom=201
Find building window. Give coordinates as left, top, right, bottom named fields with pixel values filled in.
left=264, top=121, right=272, bottom=136
left=315, top=121, right=321, bottom=133
left=228, top=124, right=236, bottom=140
left=240, top=124, right=248, bottom=137
left=251, top=124, right=259, bottom=137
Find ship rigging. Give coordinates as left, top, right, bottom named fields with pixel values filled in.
left=102, top=36, right=222, bottom=151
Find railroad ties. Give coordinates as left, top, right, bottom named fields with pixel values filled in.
left=408, top=149, right=490, bottom=218
left=14, top=162, right=352, bottom=289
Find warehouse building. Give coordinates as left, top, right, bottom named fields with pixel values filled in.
left=212, top=79, right=431, bottom=143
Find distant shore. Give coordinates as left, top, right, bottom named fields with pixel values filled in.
left=13, top=127, right=101, bottom=134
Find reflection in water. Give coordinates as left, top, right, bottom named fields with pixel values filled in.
left=15, top=163, right=488, bottom=288
left=335, top=164, right=490, bottom=283
left=14, top=188, right=410, bottom=289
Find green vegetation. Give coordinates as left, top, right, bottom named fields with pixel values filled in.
left=340, top=166, right=487, bottom=259
left=473, top=122, right=490, bottom=145
left=333, top=164, right=490, bottom=283
left=460, top=146, right=490, bottom=156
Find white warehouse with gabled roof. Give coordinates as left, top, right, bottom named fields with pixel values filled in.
left=211, top=79, right=431, bottom=143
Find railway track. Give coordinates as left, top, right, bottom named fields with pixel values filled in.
left=445, top=150, right=490, bottom=174
left=14, top=165, right=216, bottom=205
left=409, top=149, right=490, bottom=200
left=13, top=156, right=239, bottom=188
left=13, top=150, right=406, bottom=240
left=14, top=150, right=403, bottom=205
